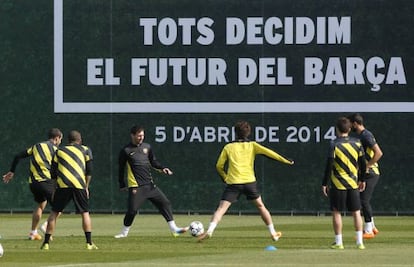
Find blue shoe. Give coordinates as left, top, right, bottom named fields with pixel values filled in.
left=172, top=227, right=189, bottom=237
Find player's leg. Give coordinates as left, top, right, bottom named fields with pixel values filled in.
left=41, top=188, right=70, bottom=249
left=148, top=186, right=188, bottom=235
left=352, top=210, right=363, bottom=232
left=332, top=211, right=343, bottom=234
left=360, top=174, right=380, bottom=237
left=30, top=201, right=46, bottom=240
left=211, top=200, right=232, bottom=225
left=198, top=200, right=232, bottom=241
left=29, top=182, right=47, bottom=240
left=115, top=187, right=146, bottom=238
left=81, top=212, right=92, bottom=232
left=253, top=196, right=272, bottom=224
left=330, top=210, right=344, bottom=249
left=198, top=185, right=239, bottom=241
left=81, top=211, right=97, bottom=249
left=149, top=186, right=173, bottom=221
left=45, top=211, right=59, bottom=237
left=329, top=188, right=345, bottom=249
left=252, top=196, right=281, bottom=241
left=206, top=200, right=232, bottom=235
left=349, top=188, right=365, bottom=249
left=40, top=211, right=58, bottom=250
left=73, top=189, right=92, bottom=233
left=352, top=210, right=365, bottom=249
left=74, top=188, right=98, bottom=249
left=246, top=182, right=281, bottom=241
left=40, top=180, right=58, bottom=235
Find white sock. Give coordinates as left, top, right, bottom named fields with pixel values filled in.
left=30, top=230, right=38, bottom=235
left=267, top=224, right=277, bottom=235
left=335, top=234, right=343, bottom=245
left=364, top=222, right=373, bottom=233
left=121, top=226, right=130, bottom=235
left=207, top=222, right=217, bottom=235
left=356, top=231, right=363, bottom=245
left=371, top=217, right=376, bottom=228
left=168, top=220, right=178, bottom=232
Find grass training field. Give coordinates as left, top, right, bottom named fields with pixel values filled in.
left=0, top=214, right=413, bottom=266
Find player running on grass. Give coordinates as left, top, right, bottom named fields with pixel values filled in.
left=198, top=120, right=294, bottom=242
left=114, top=125, right=188, bottom=238
left=2, top=128, right=63, bottom=241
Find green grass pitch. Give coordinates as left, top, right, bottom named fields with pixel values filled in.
left=0, top=214, right=413, bottom=266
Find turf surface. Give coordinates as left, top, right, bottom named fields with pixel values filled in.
left=0, top=214, right=413, bottom=266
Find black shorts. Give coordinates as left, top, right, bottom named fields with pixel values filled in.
left=29, top=180, right=56, bottom=204
left=127, top=184, right=170, bottom=212
left=221, top=182, right=260, bottom=203
left=51, top=188, right=89, bottom=213
left=329, top=187, right=361, bottom=212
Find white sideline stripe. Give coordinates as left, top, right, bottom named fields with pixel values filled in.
left=44, top=264, right=403, bottom=267
left=44, top=264, right=295, bottom=267
left=44, top=264, right=251, bottom=267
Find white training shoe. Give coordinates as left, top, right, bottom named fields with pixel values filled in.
left=114, top=232, right=128, bottom=239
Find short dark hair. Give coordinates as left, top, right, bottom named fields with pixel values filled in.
left=348, top=113, right=364, bottom=125
left=234, top=121, right=251, bottom=140
left=68, top=130, right=82, bottom=143
left=130, top=125, right=145, bottom=135
left=336, top=117, right=351, bottom=134
left=48, top=128, right=62, bottom=139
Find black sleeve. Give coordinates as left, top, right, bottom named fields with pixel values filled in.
left=148, top=148, right=165, bottom=170
left=10, top=150, right=30, bottom=172
left=85, top=160, right=93, bottom=176
left=118, top=149, right=127, bottom=188
left=322, top=157, right=333, bottom=186
left=358, top=155, right=367, bottom=182
left=85, top=146, right=93, bottom=176
left=51, top=158, right=58, bottom=180
left=322, top=141, right=334, bottom=186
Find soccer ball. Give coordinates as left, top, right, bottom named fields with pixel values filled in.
left=0, top=243, right=3, bottom=257
left=189, top=221, right=204, bottom=237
